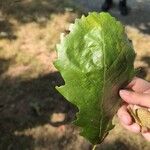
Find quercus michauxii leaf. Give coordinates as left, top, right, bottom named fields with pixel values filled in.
left=54, top=12, right=135, bottom=144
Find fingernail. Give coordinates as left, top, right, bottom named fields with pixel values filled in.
left=119, top=90, right=130, bottom=97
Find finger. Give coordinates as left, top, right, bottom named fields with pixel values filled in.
left=121, top=122, right=141, bottom=133
left=119, top=90, right=150, bottom=108
left=142, top=132, right=150, bottom=141
left=127, top=77, right=150, bottom=93
left=144, top=89, right=150, bottom=94
left=117, top=105, right=132, bottom=125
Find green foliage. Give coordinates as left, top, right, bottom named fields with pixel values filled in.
left=54, top=12, right=135, bottom=144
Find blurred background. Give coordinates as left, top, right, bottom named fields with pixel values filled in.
left=0, top=0, right=150, bottom=149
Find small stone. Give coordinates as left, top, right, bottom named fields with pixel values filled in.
left=51, top=113, right=65, bottom=123
left=0, top=32, right=8, bottom=37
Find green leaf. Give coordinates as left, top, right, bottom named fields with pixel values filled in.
left=54, top=12, right=135, bottom=144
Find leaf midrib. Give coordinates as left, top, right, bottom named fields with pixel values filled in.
left=99, top=29, right=106, bottom=139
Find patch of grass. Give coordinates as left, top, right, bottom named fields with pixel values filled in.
left=15, top=51, right=34, bottom=66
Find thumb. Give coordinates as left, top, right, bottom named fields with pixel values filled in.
left=119, top=90, right=150, bottom=108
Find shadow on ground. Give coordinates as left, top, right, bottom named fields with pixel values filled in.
left=116, top=6, right=150, bottom=35
left=0, top=56, right=149, bottom=149
left=0, top=0, right=74, bottom=23
left=73, top=0, right=150, bottom=35
left=0, top=0, right=149, bottom=40
left=141, top=56, right=150, bottom=67
left=0, top=71, right=78, bottom=149
left=136, top=56, right=150, bottom=78
left=0, top=19, right=17, bottom=40
left=0, top=0, right=76, bottom=40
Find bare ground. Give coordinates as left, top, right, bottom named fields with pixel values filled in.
left=0, top=0, right=150, bottom=150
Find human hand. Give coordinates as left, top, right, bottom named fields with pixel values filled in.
left=117, top=77, right=150, bottom=141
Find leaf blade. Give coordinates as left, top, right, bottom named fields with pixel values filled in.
left=54, top=12, right=135, bottom=144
